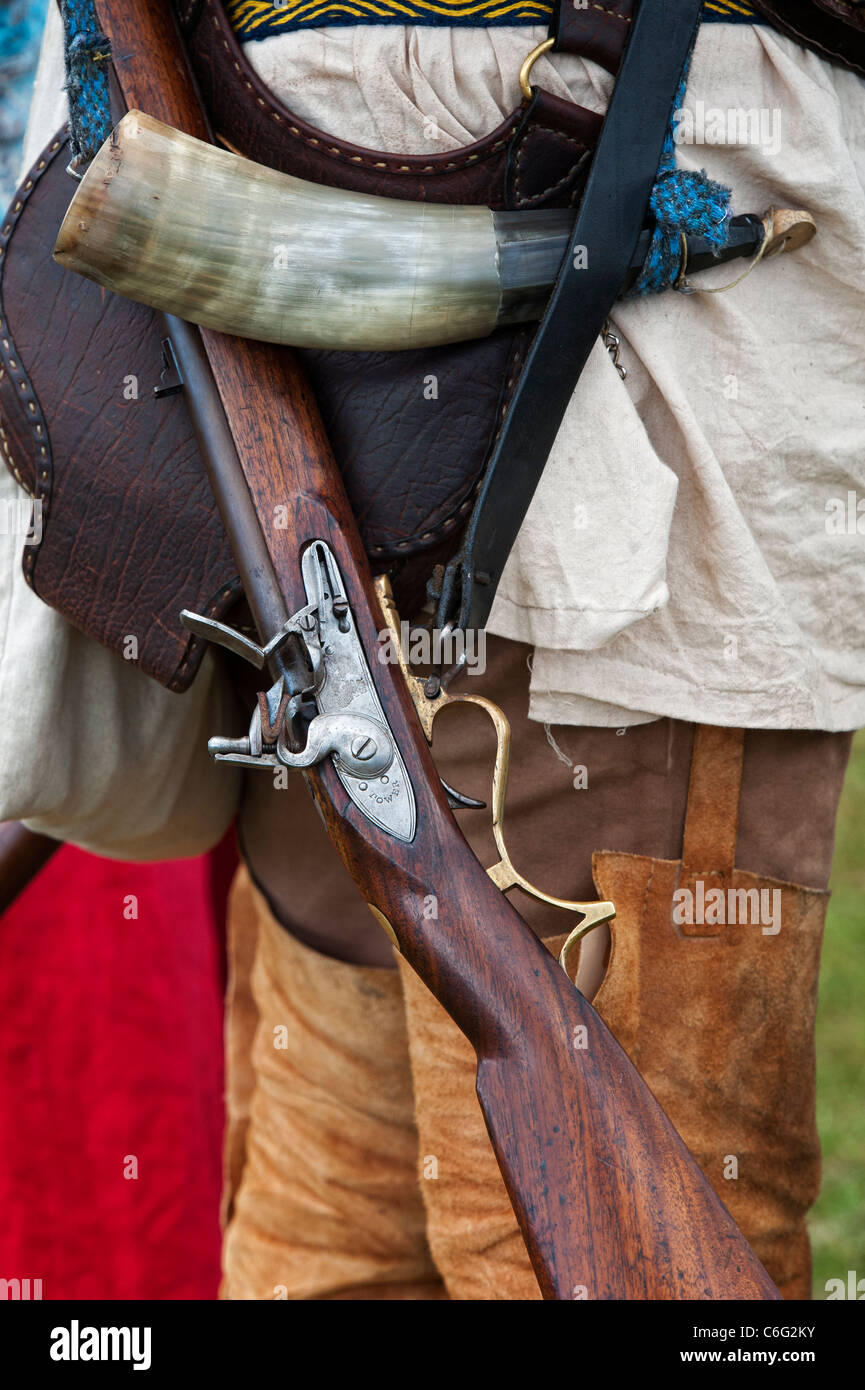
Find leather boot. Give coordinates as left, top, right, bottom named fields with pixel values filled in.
left=589, top=725, right=829, bottom=1299
left=221, top=867, right=445, bottom=1300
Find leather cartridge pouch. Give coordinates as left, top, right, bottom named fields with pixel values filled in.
left=589, top=726, right=830, bottom=1300
left=0, top=0, right=608, bottom=691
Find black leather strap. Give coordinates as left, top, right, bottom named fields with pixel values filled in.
left=436, top=0, right=704, bottom=637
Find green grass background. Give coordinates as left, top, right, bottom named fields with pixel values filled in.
left=810, top=728, right=865, bottom=1298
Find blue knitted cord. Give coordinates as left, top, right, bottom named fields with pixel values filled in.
left=60, top=0, right=111, bottom=165
left=630, top=60, right=731, bottom=296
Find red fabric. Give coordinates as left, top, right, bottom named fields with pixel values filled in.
left=0, top=837, right=235, bottom=1300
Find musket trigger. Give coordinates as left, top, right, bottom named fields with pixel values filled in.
left=557, top=906, right=617, bottom=982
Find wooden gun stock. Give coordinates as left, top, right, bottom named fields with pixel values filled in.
left=88, top=0, right=780, bottom=1300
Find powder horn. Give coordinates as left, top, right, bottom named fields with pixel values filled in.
left=55, top=111, right=815, bottom=353
left=54, top=110, right=574, bottom=352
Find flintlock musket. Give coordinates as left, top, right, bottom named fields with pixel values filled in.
left=53, top=0, right=782, bottom=1300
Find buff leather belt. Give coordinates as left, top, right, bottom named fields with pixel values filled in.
left=435, top=0, right=706, bottom=639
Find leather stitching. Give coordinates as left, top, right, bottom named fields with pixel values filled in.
left=487, top=335, right=530, bottom=457
left=0, top=132, right=63, bottom=520
left=513, top=125, right=589, bottom=206
left=379, top=334, right=529, bottom=561
left=366, top=334, right=529, bottom=557
left=0, top=126, right=233, bottom=690
left=202, top=0, right=524, bottom=176
left=366, top=475, right=484, bottom=556
left=177, top=0, right=202, bottom=23
left=169, top=575, right=243, bottom=689
left=588, top=3, right=632, bottom=22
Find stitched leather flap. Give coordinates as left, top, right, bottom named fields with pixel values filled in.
left=0, top=128, right=239, bottom=692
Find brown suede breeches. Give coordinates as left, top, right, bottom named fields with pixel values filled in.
left=225, top=635, right=852, bottom=1300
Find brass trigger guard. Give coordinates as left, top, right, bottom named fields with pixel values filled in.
left=428, top=690, right=616, bottom=977
left=373, top=577, right=615, bottom=979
